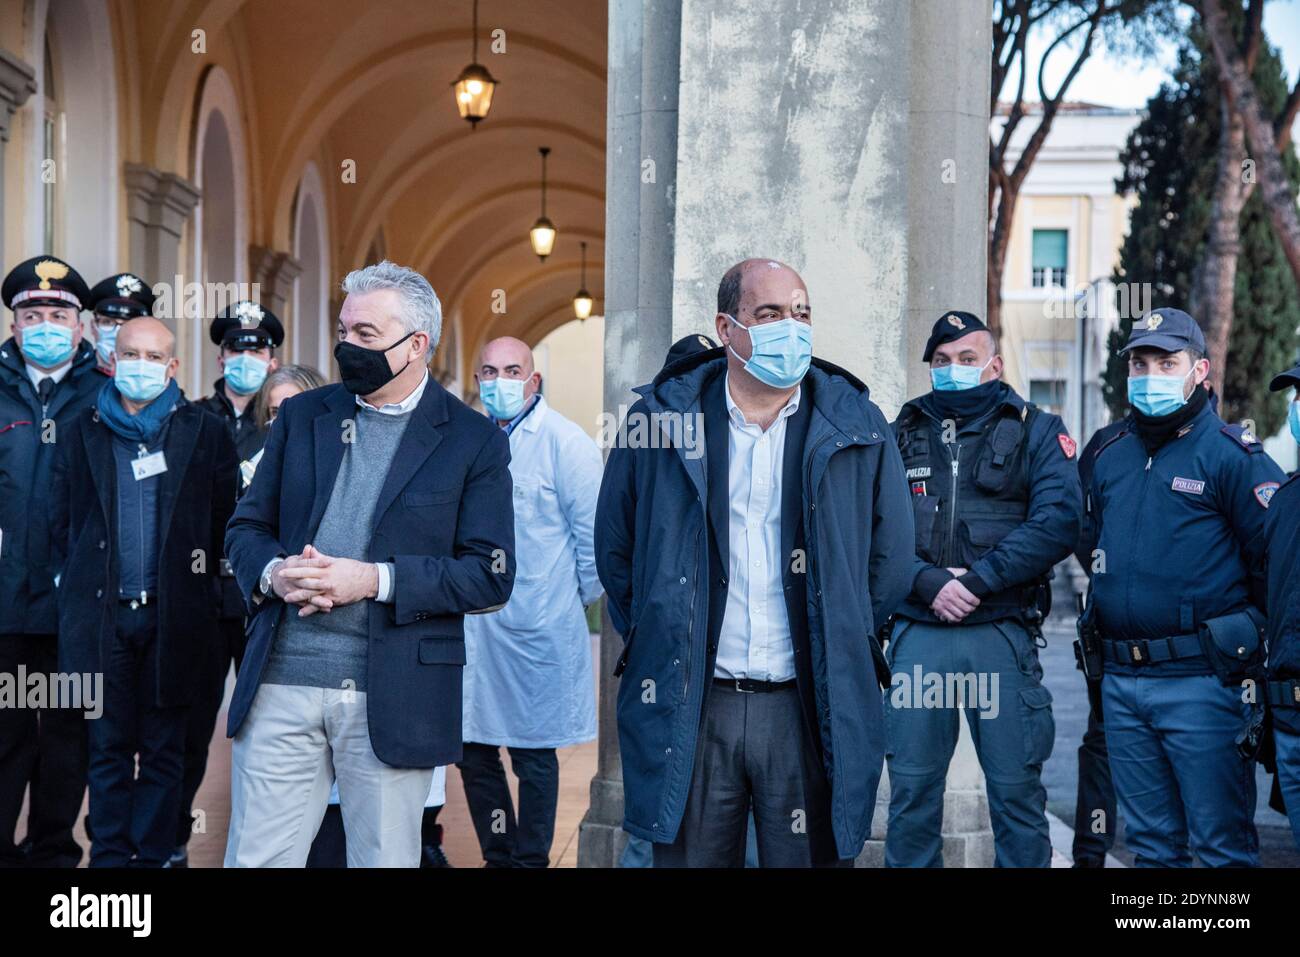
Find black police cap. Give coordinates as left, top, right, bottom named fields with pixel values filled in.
left=86, top=273, right=155, bottom=321
left=663, top=333, right=719, bottom=370
left=2, top=256, right=90, bottom=312
left=209, top=300, right=284, bottom=350
left=1120, top=307, right=1206, bottom=355
left=922, top=311, right=988, bottom=363
left=1269, top=362, right=1300, bottom=393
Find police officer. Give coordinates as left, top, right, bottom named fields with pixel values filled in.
left=1080, top=307, right=1284, bottom=867
left=85, top=274, right=156, bottom=378
left=1264, top=361, right=1300, bottom=848
left=885, top=311, right=1081, bottom=868
left=0, top=256, right=102, bottom=867
left=171, top=299, right=282, bottom=865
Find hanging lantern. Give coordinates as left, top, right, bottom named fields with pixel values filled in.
left=529, top=146, right=557, bottom=260
left=573, top=241, right=593, bottom=319
left=451, top=0, right=498, bottom=128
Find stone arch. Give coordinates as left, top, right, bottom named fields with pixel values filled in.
left=291, top=161, right=331, bottom=375
left=188, top=65, right=252, bottom=395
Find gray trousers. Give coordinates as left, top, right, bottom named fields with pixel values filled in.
left=653, top=682, right=845, bottom=868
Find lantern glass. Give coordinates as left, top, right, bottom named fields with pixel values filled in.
left=530, top=217, right=557, bottom=259
left=573, top=289, right=594, bottom=320
left=452, top=63, right=497, bottom=124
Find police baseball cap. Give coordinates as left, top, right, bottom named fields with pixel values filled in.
left=87, top=273, right=155, bottom=321
left=1269, top=361, right=1300, bottom=393
left=2, top=256, right=90, bottom=312
left=663, top=333, right=718, bottom=369
left=922, top=311, right=988, bottom=363
left=1120, top=308, right=1206, bottom=355
left=209, top=300, right=284, bottom=351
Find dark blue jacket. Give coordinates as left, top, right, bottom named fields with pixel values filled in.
left=1265, top=472, right=1300, bottom=681
left=50, top=398, right=237, bottom=706
left=224, top=380, right=516, bottom=768
left=112, top=430, right=165, bottom=599
left=893, top=384, right=1081, bottom=624
left=0, top=338, right=103, bottom=635
left=595, top=355, right=915, bottom=859
left=1082, top=400, right=1285, bottom=675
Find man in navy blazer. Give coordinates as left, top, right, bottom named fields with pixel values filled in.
left=223, top=262, right=514, bottom=867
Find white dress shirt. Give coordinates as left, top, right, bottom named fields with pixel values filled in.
left=260, top=371, right=429, bottom=602
left=714, top=374, right=801, bottom=682
left=26, top=360, right=73, bottom=392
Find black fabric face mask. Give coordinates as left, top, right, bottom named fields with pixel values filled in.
left=334, top=331, right=415, bottom=396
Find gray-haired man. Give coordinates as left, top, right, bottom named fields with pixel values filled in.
left=223, top=261, right=515, bottom=867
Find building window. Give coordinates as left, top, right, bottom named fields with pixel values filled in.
left=1031, top=228, right=1067, bottom=288
left=1029, top=378, right=1066, bottom=414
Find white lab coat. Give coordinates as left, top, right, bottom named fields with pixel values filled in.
left=462, top=395, right=603, bottom=749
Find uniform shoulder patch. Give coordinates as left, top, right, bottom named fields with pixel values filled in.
left=1057, top=434, right=1077, bottom=459
left=1221, top=424, right=1264, bottom=454
left=1254, top=481, right=1281, bottom=508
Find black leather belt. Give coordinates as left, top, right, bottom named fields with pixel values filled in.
left=713, top=677, right=796, bottom=694
left=1268, top=678, right=1300, bottom=708
left=1101, top=633, right=1203, bottom=666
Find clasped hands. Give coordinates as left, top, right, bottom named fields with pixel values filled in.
left=270, top=544, right=379, bottom=617
left=930, top=567, right=979, bottom=624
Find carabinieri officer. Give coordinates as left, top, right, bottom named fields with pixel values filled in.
left=1080, top=307, right=1285, bottom=867
left=885, top=311, right=1081, bottom=868
left=1264, top=359, right=1300, bottom=849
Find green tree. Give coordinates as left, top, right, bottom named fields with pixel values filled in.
left=1105, top=31, right=1300, bottom=436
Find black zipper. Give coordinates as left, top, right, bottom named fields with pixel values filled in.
left=945, top=441, right=961, bottom=567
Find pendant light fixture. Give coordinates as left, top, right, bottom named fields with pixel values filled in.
left=572, top=241, right=594, bottom=320
left=451, top=0, right=498, bottom=128
left=529, top=146, right=557, bottom=261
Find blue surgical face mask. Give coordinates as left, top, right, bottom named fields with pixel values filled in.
left=1289, top=399, right=1300, bottom=445
left=19, top=321, right=76, bottom=368
left=480, top=377, right=527, bottom=421
left=725, top=314, right=812, bottom=390
left=115, top=358, right=171, bottom=403
left=1127, top=369, right=1194, bottom=417
left=94, top=324, right=118, bottom=366
left=931, top=357, right=993, bottom=392
left=224, top=353, right=269, bottom=395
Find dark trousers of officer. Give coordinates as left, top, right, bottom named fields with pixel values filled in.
left=1273, top=711, right=1300, bottom=849
left=653, top=682, right=845, bottom=868
left=1102, top=673, right=1258, bottom=867
left=885, top=618, right=1055, bottom=868
left=458, top=742, right=558, bottom=867
left=88, top=602, right=189, bottom=867
left=175, top=616, right=245, bottom=849
left=0, top=634, right=87, bottom=867
left=1072, top=698, right=1116, bottom=864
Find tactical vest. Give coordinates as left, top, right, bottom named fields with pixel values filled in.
left=897, top=401, right=1040, bottom=610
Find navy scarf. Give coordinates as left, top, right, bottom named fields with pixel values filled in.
left=96, top=378, right=181, bottom=444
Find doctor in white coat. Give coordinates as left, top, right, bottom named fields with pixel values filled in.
left=460, top=336, right=603, bottom=867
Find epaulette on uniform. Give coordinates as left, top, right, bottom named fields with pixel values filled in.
left=1220, top=423, right=1264, bottom=454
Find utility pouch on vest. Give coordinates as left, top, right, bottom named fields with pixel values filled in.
left=973, top=415, right=1024, bottom=495
left=1197, top=607, right=1265, bottom=687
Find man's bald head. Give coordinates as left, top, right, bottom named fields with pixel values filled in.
left=480, top=336, right=534, bottom=378
left=717, top=259, right=808, bottom=319
left=116, top=316, right=175, bottom=359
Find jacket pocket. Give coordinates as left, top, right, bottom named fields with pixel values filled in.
left=402, top=486, right=463, bottom=507
left=418, top=637, right=466, bottom=665
left=911, top=494, right=941, bottom=563
left=1019, top=685, right=1055, bottom=766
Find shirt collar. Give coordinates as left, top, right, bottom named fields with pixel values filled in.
left=26, top=361, right=72, bottom=389
left=723, top=372, right=801, bottom=430
left=357, top=370, right=429, bottom=415
left=502, top=393, right=542, bottom=435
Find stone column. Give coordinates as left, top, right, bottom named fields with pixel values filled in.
left=0, top=49, right=36, bottom=271
left=250, top=244, right=303, bottom=332
left=124, top=163, right=201, bottom=299
left=584, top=0, right=994, bottom=866
left=576, top=0, right=681, bottom=869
